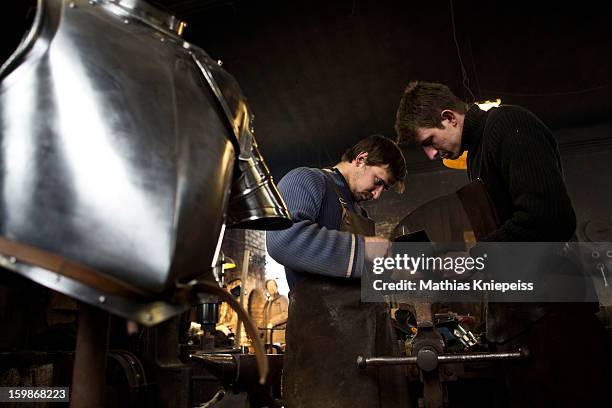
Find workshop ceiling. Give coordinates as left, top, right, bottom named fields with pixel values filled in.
left=6, top=1, right=612, bottom=178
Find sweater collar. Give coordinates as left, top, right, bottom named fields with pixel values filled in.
left=330, top=167, right=353, bottom=196
left=461, top=104, right=488, bottom=151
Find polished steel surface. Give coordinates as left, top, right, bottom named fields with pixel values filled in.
left=227, top=132, right=292, bottom=230
left=0, top=253, right=189, bottom=326
left=0, top=0, right=290, bottom=321
left=111, top=0, right=187, bottom=36
left=189, top=47, right=292, bottom=230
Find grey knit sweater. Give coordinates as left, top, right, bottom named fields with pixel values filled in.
left=266, top=167, right=366, bottom=290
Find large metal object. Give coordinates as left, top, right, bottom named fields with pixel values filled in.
left=0, top=0, right=290, bottom=326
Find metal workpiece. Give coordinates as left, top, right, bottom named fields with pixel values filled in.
left=189, top=48, right=248, bottom=146
left=0, top=0, right=288, bottom=322
left=104, top=0, right=188, bottom=36
left=357, top=348, right=529, bottom=369
left=186, top=51, right=290, bottom=233
left=227, top=132, right=292, bottom=230
left=0, top=0, right=232, bottom=293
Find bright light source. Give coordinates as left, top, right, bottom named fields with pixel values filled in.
left=476, top=98, right=501, bottom=111
left=442, top=99, right=502, bottom=170
left=222, top=255, right=237, bottom=270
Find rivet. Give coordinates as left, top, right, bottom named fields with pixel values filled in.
left=98, top=295, right=106, bottom=303
left=69, top=2, right=76, bottom=8
left=9, top=257, right=16, bottom=264
left=124, top=19, right=129, bottom=24
left=217, top=60, right=223, bottom=66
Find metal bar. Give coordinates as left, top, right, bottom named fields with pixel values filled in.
left=357, top=355, right=416, bottom=368
left=437, top=350, right=528, bottom=363
left=357, top=349, right=528, bottom=368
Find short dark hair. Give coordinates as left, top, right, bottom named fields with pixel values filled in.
left=341, top=134, right=406, bottom=192
left=395, top=81, right=469, bottom=144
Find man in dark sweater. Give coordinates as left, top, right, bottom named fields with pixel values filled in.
left=394, top=81, right=610, bottom=407
left=267, top=135, right=410, bottom=407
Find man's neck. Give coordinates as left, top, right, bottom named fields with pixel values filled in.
left=460, top=105, right=487, bottom=151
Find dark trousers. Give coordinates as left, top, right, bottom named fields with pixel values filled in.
left=496, top=311, right=611, bottom=408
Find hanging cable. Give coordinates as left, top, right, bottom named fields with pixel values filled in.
left=449, top=0, right=475, bottom=102
left=467, top=38, right=482, bottom=100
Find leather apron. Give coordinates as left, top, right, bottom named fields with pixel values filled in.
left=283, top=169, right=410, bottom=408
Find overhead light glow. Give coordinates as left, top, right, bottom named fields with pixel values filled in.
left=476, top=98, right=502, bottom=111
left=442, top=99, right=502, bottom=170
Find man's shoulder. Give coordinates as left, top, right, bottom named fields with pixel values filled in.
left=282, top=166, right=324, bottom=178
left=488, top=105, right=543, bottom=127
left=280, top=167, right=326, bottom=184
left=486, top=105, right=552, bottom=142
left=278, top=167, right=328, bottom=197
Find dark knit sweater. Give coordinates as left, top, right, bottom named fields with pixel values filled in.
left=463, top=104, right=576, bottom=242
left=464, top=105, right=584, bottom=342
left=266, top=167, right=366, bottom=290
